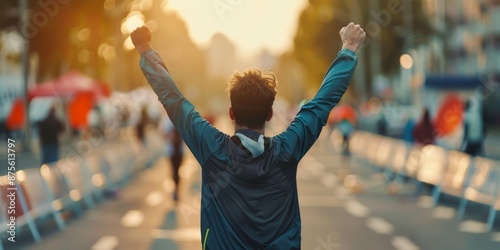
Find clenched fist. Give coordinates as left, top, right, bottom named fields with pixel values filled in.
left=131, top=26, right=152, bottom=53
left=339, top=23, right=366, bottom=52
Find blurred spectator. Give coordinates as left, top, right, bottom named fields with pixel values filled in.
left=81, top=106, right=104, bottom=142
left=461, top=100, right=484, bottom=156
left=148, top=104, right=162, bottom=127
left=0, top=119, right=11, bottom=139
left=413, top=107, right=435, bottom=146
left=413, top=108, right=437, bottom=195
left=376, top=113, right=387, bottom=136
left=337, top=119, right=354, bottom=155
left=88, top=105, right=104, bottom=131
left=160, top=116, right=184, bottom=202
left=136, top=105, right=150, bottom=144
left=118, top=106, right=130, bottom=128
left=37, top=107, right=64, bottom=164
left=402, top=114, right=415, bottom=143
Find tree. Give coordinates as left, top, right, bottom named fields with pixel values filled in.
left=0, top=0, right=207, bottom=93
left=293, top=0, right=433, bottom=98
left=0, top=0, right=18, bottom=30
left=0, top=0, right=132, bottom=82
left=26, top=0, right=115, bottom=81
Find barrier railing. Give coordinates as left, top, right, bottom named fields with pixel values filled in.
left=340, top=130, right=500, bottom=232
left=0, top=129, right=164, bottom=248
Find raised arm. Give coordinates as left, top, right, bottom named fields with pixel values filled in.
left=131, top=26, right=225, bottom=165
left=277, top=23, right=366, bottom=161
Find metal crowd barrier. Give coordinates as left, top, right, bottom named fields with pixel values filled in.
left=343, top=131, right=500, bottom=232
left=0, top=129, right=164, bottom=248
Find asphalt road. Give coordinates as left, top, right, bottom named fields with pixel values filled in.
left=7, top=134, right=500, bottom=250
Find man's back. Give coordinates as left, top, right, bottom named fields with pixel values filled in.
left=201, top=129, right=301, bottom=249
left=138, top=47, right=357, bottom=249
left=132, top=22, right=365, bottom=250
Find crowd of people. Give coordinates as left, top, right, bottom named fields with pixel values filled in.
left=406, top=101, right=485, bottom=157
left=329, top=96, right=487, bottom=160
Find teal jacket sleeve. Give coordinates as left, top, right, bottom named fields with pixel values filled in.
left=276, top=49, right=357, bottom=162
left=139, top=49, right=225, bottom=165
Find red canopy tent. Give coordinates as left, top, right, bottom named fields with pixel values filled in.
left=28, top=71, right=110, bottom=129
left=28, top=70, right=110, bottom=100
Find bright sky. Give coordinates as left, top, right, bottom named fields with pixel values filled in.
left=165, top=0, right=308, bottom=58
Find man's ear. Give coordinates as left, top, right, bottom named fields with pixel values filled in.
left=229, top=107, right=235, bottom=120
left=265, top=108, right=273, bottom=122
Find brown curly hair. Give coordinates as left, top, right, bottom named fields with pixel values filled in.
left=227, top=68, right=278, bottom=129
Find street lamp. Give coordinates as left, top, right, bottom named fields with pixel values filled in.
left=400, top=54, right=414, bottom=70
left=399, top=53, right=414, bottom=104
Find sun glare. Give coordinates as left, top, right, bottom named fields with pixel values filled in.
left=123, top=36, right=135, bottom=51
left=121, top=12, right=146, bottom=36
left=165, top=0, right=308, bottom=58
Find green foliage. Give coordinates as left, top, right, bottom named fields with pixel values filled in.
left=0, top=1, right=206, bottom=92
left=0, top=0, right=17, bottom=30
left=293, top=0, right=433, bottom=95
left=25, top=0, right=114, bottom=81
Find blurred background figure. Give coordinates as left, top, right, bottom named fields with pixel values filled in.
left=376, top=112, right=388, bottom=136
left=402, top=114, right=416, bottom=144
left=36, top=106, right=64, bottom=164
left=136, top=105, right=150, bottom=144
left=81, top=105, right=104, bottom=141
left=413, top=107, right=435, bottom=146
left=87, top=105, right=104, bottom=132
left=0, top=118, right=11, bottom=140
left=330, top=105, right=357, bottom=155
left=160, top=115, right=184, bottom=202
left=461, top=100, right=485, bottom=156
left=412, top=107, right=437, bottom=195
left=337, top=119, right=355, bottom=155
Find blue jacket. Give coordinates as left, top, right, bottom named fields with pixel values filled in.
left=140, top=48, right=357, bottom=249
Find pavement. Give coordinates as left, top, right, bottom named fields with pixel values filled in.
left=5, top=130, right=500, bottom=250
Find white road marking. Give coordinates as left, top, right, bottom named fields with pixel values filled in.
left=370, top=173, right=386, bottom=181
left=121, top=210, right=144, bottom=228
left=392, top=236, right=419, bottom=250
left=432, top=206, right=455, bottom=219
left=491, top=232, right=500, bottom=242
left=345, top=200, right=370, bottom=217
left=299, top=196, right=343, bottom=207
left=343, top=175, right=360, bottom=189
left=335, top=186, right=352, bottom=199
left=366, top=217, right=394, bottom=235
left=91, top=236, right=119, bottom=250
left=458, top=220, right=488, bottom=233
left=151, top=227, right=201, bottom=241
left=308, top=162, right=326, bottom=176
left=321, top=173, right=338, bottom=188
left=145, top=191, right=165, bottom=207
left=417, top=195, right=434, bottom=208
